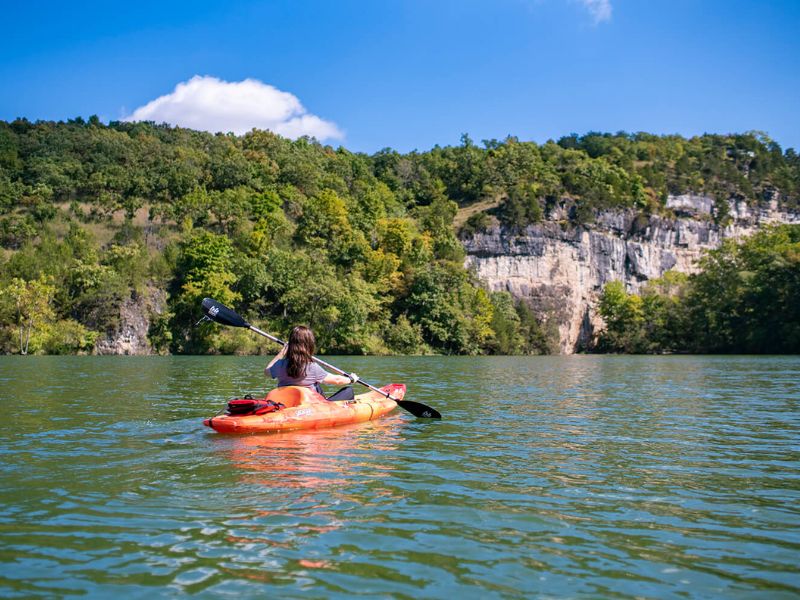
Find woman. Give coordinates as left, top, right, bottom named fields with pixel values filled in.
left=265, top=326, right=357, bottom=395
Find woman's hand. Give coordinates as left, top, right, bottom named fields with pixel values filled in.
left=322, top=373, right=357, bottom=386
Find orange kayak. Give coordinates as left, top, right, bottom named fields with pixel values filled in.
left=203, top=384, right=405, bottom=434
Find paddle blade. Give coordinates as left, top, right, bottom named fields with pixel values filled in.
left=201, top=298, right=250, bottom=328
left=397, top=399, right=441, bottom=419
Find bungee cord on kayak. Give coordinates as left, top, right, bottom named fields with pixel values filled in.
left=199, top=298, right=441, bottom=434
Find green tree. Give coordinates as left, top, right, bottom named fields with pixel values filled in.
left=384, top=314, right=427, bottom=354
left=1, top=276, right=56, bottom=354
left=497, top=182, right=544, bottom=230
left=416, top=192, right=463, bottom=262
left=687, top=225, right=800, bottom=353
left=401, top=263, right=494, bottom=354
left=295, top=189, right=358, bottom=264
left=486, top=291, right=524, bottom=354
left=170, top=231, right=240, bottom=351
left=597, top=281, right=645, bottom=353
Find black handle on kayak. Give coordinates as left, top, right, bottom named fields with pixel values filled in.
left=200, top=298, right=442, bottom=419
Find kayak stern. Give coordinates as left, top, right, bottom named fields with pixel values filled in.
left=204, top=384, right=405, bottom=434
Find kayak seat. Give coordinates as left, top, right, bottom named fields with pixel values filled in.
left=265, top=386, right=313, bottom=408
left=326, top=386, right=355, bottom=402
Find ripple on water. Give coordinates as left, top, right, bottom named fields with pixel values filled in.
left=1, top=355, right=799, bottom=598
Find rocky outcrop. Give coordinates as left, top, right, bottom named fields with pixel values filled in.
left=94, top=287, right=167, bottom=355
left=463, top=197, right=800, bottom=354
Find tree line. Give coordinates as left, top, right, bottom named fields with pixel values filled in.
left=0, top=119, right=797, bottom=354
left=597, top=225, right=800, bottom=354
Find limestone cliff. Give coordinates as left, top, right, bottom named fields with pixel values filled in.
left=463, top=196, right=800, bottom=354
left=94, top=287, right=167, bottom=355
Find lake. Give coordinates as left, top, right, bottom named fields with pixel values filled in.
left=1, top=355, right=799, bottom=598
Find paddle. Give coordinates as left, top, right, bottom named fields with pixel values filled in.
left=199, top=298, right=442, bottom=419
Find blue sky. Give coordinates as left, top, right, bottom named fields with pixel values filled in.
left=1, top=0, right=798, bottom=152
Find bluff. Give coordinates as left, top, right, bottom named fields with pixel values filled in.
left=463, top=196, right=800, bottom=353
left=93, top=287, right=167, bottom=355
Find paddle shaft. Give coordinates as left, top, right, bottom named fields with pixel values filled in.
left=250, top=324, right=400, bottom=402
left=199, top=297, right=440, bottom=417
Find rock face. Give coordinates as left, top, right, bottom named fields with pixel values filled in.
left=463, top=197, right=800, bottom=354
left=94, top=287, right=167, bottom=355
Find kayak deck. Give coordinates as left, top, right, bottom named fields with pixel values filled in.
left=203, top=383, right=405, bottom=434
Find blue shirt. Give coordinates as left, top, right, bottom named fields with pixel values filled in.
left=269, top=358, right=329, bottom=390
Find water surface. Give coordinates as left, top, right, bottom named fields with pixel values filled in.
left=1, top=356, right=799, bottom=598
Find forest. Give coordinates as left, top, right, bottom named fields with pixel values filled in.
left=1, top=118, right=798, bottom=354
left=597, top=225, right=800, bottom=354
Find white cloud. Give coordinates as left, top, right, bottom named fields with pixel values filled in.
left=577, top=0, right=612, bottom=24
left=125, top=75, right=343, bottom=141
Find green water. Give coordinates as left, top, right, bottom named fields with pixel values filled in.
left=1, top=356, right=799, bottom=598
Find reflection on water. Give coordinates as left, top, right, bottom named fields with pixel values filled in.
left=225, top=419, right=402, bottom=490
left=0, top=355, right=799, bottom=598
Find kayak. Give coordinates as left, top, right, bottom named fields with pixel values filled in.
left=203, top=383, right=405, bottom=434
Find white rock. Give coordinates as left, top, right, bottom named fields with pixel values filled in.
left=463, top=200, right=800, bottom=354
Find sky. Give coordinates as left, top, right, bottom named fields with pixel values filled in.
left=0, top=0, right=798, bottom=153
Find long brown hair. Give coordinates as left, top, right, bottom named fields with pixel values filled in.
left=286, top=326, right=316, bottom=378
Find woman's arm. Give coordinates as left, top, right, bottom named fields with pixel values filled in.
left=322, top=372, right=359, bottom=386
left=265, top=344, right=287, bottom=376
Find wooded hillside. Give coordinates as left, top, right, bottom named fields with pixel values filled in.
left=1, top=119, right=797, bottom=354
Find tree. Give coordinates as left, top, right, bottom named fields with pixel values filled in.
left=497, top=182, right=543, bottom=230
left=687, top=225, right=800, bottom=353
left=1, top=276, right=56, bottom=354
left=295, top=189, right=357, bottom=264
left=2, top=119, right=798, bottom=356
left=597, top=281, right=645, bottom=353
left=401, top=263, right=494, bottom=354
left=416, top=191, right=463, bottom=262
left=169, top=231, right=240, bottom=351
left=486, top=291, right=524, bottom=354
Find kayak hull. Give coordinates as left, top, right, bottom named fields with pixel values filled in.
left=203, top=383, right=405, bottom=434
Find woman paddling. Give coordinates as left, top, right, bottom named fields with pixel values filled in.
left=265, top=325, right=358, bottom=396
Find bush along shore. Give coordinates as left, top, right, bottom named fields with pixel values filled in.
left=596, top=225, right=800, bottom=354
left=0, top=119, right=798, bottom=355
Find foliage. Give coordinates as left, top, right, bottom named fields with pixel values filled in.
left=496, top=183, right=544, bottom=230
left=0, top=276, right=56, bottom=354
left=169, top=231, right=240, bottom=352
left=483, top=292, right=557, bottom=355
left=687, top=225, right=800, bottom=353
left=596, top=226, right=800, bottom=353
left=383, top=314, right=428, bottom=354
left=1, top=118, right=797, bottom=355
left=399, top=262, right=494, bottom=354
left=40, top=319, right=99, bottom=354
left=459, top=211, right=491, bottom=237
left=485, top=291, right=524, bottom=354
left=515, top=299, right=559, bottom=355
left=597, top=281, right=647, bottom=353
